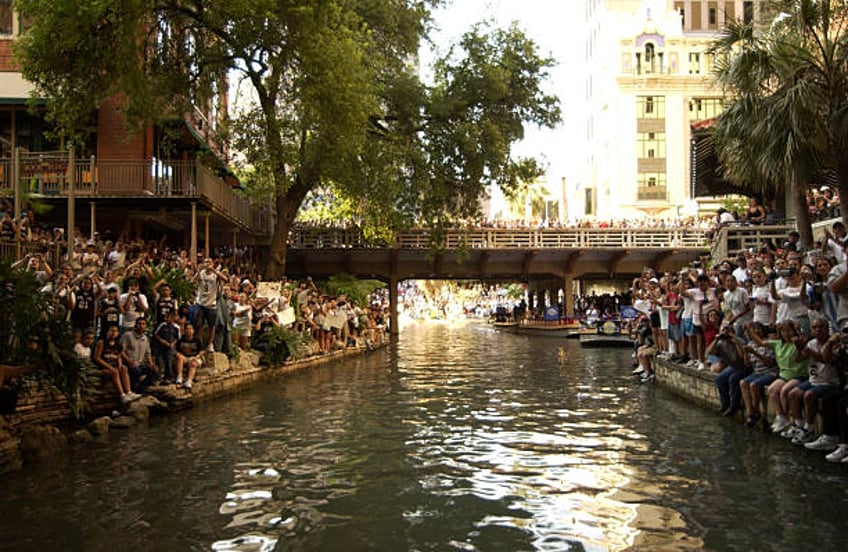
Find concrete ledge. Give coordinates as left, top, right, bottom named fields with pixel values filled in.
left=0, top=340, right=389, bottom=475
left=653, top=357, right=825, bottom=432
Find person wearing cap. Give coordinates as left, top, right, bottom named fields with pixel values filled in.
left=707, top=320, right=749, bottom=416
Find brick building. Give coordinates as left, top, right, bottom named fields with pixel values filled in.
left=0, top=1, right=271, bottom=260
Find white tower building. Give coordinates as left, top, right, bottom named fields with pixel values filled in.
left=576, top=0, right=768, bottom=220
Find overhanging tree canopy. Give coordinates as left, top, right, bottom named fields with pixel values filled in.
left=16, top=0, right=561, bottom=278
left=709, top=0, right=848, bottom=242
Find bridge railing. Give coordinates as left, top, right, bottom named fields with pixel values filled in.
left=710, top=224, right=794, bottom=262
left=290, top=226, right=710, bottom=249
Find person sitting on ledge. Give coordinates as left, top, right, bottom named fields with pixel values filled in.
left=93, top=324, right=140, bottom=404
left=784, top=319, right=840, bottom=445
left=174, top=323, right=204, bottom=391
left=747, top=320, right=809, bottom=435
left=739, top=322, right=777, bottom=428
left=707, top=321, right=750, bottom=417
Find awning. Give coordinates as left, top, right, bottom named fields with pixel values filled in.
left=0, top=72, right=35, bottom=104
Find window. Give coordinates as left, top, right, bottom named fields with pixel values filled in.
left=709, top=7, right=717, bottom=28
left=585, top=188, right=595, bottom=216
left=689, top=98, right=724, bottom=120
left=689, top=52, right=701, bottom=75
left=637, top=96, right=665, bottom=119
left=674, top=2, right=685, bottom=27
left=744, top=1, right=754, bottom=25
left=645, top=43, right=655, bottom=74
left=637, top=173, right=668, bottom=201
left=637, top=132, right=666, bottom=159
left=0, top=0, right=13, bottom=35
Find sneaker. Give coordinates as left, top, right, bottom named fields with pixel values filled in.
left=697, top=362, right=706, bottom=371
left=182, top=380, right=193, bottom=390
left=780, top=425, right=801, bottom=439
left=687, top=359, right=698, bottom=367
left=825, top=444, right=848, bottom=463
left=771, top=416, right=790, bottom=433
left=791, top=428, right=816, bottom=445
left=640, top=373, right=655, bottom=383
left=805, top=434, right=839, bottom=451
left=175, top=379, right=183, bottom=386
left=120, top=394, right=132, bottom=404
left=206, top=343, right=215, bottom=353
left=632, top=366, right=645, bottom=375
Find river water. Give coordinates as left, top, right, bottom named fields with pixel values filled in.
left=1, top=322, right=847, bottom=551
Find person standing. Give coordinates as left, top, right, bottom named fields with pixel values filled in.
left=192, top=257, right=228, bottom=352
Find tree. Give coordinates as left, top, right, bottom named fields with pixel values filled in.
left=709, top=0, right=848, bottom=244
left=0, top=259, right=91, bottom=417
left=16, top=1, right=560, bottom=278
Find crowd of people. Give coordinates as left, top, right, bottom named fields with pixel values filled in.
left=4, top=196, right=848, bottom=466
left=1, top=211, right=389, bottom=405
left=629, top=221, right=848, bottom=465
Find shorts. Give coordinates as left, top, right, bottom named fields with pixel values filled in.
left=743, top=372, right=777, bottom=388
left=682, top=318, right=695, bottom=337
left=797, top=381, right=838, bottom=397
left=197, top=305, right=217, bottom=329
left=668, top=320, right=683, bottom=342
left=637, top=345, right=656, bottom=357
left=659, top=308, right=669, bottom=330
left=650, top=311, right=661, bottom=329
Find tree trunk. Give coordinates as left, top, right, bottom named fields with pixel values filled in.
left=837, top=157, right=848, bottom=229
left=266, top=194, right=293, bottom=280
left=794, top=184, right=813, bottom=251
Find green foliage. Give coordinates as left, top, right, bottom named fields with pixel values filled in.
left=17, top=1, right=560, bottom=278
left=709, top=0, right=848, bottom=231
left=148, top=264, right=195, bottom=306
left=0, top=258, right=92, bottom=418
left=320, top=273, right=385, bottom=307
left=256, top=326, right=311, bottom=365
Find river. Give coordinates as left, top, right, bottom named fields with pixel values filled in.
left=1, top=321, right=846, bottom=551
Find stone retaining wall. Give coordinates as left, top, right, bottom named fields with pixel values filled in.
left=0, top=340, right=388, bottom=476
left=652, top=357, right=824, bottom=432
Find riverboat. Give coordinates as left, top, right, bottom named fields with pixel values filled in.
left=514, top=318, right=582, bottom=338
left=578, top=319, right=634, bottom=348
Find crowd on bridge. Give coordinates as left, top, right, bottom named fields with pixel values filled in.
left=627, top=222, right=848, bottom=465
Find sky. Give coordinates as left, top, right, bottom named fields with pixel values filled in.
left=425, top=0, right=581, bottom=191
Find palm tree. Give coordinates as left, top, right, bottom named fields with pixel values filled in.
left=709, top=0, right=848, bottom=245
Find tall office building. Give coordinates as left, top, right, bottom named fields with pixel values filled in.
left=576, top=0, right=767, bottom=220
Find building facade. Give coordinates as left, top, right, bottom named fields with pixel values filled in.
left=0, top=2, right=270, bottom=258
left=576, top=0, right=769, bottom=220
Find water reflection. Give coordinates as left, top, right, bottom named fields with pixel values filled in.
left=1, top=322, right=847, bottom=551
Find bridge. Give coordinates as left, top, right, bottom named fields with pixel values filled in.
left=285, top=224, right=802, bottom=323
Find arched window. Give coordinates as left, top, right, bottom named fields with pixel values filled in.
left=645, top=43, right=655, bottom=74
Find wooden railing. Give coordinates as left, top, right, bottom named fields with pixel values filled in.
left=0, top=154, right=271, bottom=235
left=288, top=226, right=711, bottom=250
left=710, top=224, right=794, bottom=262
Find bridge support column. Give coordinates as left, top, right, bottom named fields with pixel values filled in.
left=389, top=275, right=399, bottom=335
left=564, top=274, right=574, bottom=316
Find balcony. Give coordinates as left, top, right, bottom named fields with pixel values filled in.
left=637, top=186, right=668, bottom=202
left=0, top=153, right=272, bottom=235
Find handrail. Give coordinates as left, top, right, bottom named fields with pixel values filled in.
left=288, top=226, right=712, bottom=250
left=0, top=154, right=271, bottom=235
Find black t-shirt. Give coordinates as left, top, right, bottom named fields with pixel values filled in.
left=98, top=298, right=121, bottom=336
left=72, top=287, right=97, bottom=327
left=177, top=335, right=202, bottom=357
left=99, top=339, right=123, bottom=368
left=155, top=296, right=176, bottom=326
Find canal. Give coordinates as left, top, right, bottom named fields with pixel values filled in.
left=1, top=322, right=846, bottom=551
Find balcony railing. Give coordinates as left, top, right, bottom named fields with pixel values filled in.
left=289, top=226, right=710, bottom=250
left=0, top=154, right=271, bottom=235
